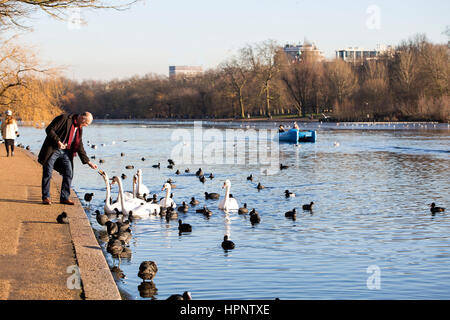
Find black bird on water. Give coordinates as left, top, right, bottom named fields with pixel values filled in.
left=138, top=261, right=158, bottom=281
left=249, top=209, right=261, bottom=224
left=95, top=210, right=109, bottom=226
left=430, top=203, right=445, bottom=213
left=280, top=163, right=289, bottom=170
left=221, top=235, right=235, bottom=250
left=247, top=174, right=253, bottom=181
left=302, top=202, right=314, bottom=211
left=152, top=163, right=160, bottom=169
left=178, top=219, right=192, bottom=233
left=84, top=192, right=94, bottom=204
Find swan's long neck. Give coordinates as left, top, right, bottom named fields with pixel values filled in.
left=165, top=186, right=171, bottom=207
left=224, top=184, right=230, bottom=201
left=116, top=178, right=129, bottom=215
left=132, top=175, right=137, bottom=198
left=104, top=175, right=111, bottom=206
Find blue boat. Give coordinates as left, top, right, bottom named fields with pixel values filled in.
left=278, top=129, right=316, bottom=143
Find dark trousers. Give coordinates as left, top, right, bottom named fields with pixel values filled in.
left=4, top=139, right=14, bottom=155
left=42, top=149, right=73, bottom=201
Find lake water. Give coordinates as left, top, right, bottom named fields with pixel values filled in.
left=18, top=120, right=450, bottom=299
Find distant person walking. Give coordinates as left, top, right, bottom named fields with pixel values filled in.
left=38, top=112, right=98, bottom=205
left=1, top=110, right=19, bottom=157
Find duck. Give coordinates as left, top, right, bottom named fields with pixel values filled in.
left=285, top=190, right=295, bottom=198
left=106, top=239, right=124, bottom=258
left=190, top=197, right=199, bottom=205
left=177, top=202, right=189, bottom=213
left=168, top=159, right=175, bottom=166
left=430, top=203, right=445, bottom=213
left=185, top=168, right=190, bottom=173
left=285, top=208, right=297, bottom=218
left=95, top=209, right=109, bottom=226
left=208, top=173, right=214, bottom=179
left=199, top=175, right=206, bottom=183
left=238, top=203, right=248, bottom=214
left=56, top=212, right=69, bottom=224
left=125, top=165, right=134, bottom=169
left=136, top=169, right=150, bottom=199
left=221, top=235, right=235, bottom=250
left=152, top=163, right=160, bottom=169
left=257, top=182, right=265, bottom=190
left=175, top=169, right=180, bottom=175
left=105, top=221, right=119, bottom=235
left=84, top=192, right=94, bottom=204
left=167, top=164, right=174, bottom=169
left=120, top=152, right=125, bottom=157
left=247, top=174, right=253, bottom=181
left=141, top=157, right=145, bottom=161
left=249, top=209, right=261, bottom=224
left=99, top=159, right=105, bottom=164
left=121, top=173, right=127, bottom=180
left=218, top=180, right=239, bottom=211
left=302, top=202, right=314, bottom=211
left=205, top=192, right=220, bottom=200
left=178, top=220, right=192, bottom=233
left=159, top=183, right=176, bottom=209
left=167, top=291, right=192, bottom=300
left=138, top=261, right=158, bottom=281
left=113, top=230, right=132, bottom=244
left=196, top=168, right=204, bottom=176
left=280, top=163, right=289, bottom=170
left=165, top=208, right=178, bottom=221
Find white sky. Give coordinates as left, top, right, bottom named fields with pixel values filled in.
left=12, top=0, right=450, bottom=81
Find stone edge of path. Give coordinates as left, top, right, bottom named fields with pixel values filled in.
left=23, top=148, right=121, bottom=300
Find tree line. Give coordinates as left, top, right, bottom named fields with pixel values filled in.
left=61, top=35, right=449, bottom=122
left=0, top=1, right=448, bottom=124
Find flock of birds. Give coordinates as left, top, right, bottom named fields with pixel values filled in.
left=60, top=138, right=446, bottom=299
left=78, top=151, right=446, bottom=300
left=78, top=152, right=328, bottom=299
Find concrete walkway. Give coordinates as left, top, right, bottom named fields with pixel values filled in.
left=0, top=146, right=120, bottom=300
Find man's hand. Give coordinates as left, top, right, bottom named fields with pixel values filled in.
left=57, top=141, right=67, bottom=149
left=88, top=161, right=98, bottom=170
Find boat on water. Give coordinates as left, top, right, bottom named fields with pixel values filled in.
left=279, top=128, right=316, bottom=143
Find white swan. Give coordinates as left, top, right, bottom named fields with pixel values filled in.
left=99, top=170, right=122, bottom=214
left=112, top=176, right=147, bottom=216
left=121, top=174, right=137, bottom=202
left=137, top=169, right=150, bottom=199
left=218, top=179, right=239, bottom=211
left=159, top=182, right=176, bottom=209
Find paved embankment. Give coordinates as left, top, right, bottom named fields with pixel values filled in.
left=0, top=147, right=120, bottom=300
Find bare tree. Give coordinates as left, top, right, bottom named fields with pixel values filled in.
left=241, top=40, right=281, bottom=117
left=221, top=57, right=250, bottom=119
left=0, top=0, right=140, bottom=30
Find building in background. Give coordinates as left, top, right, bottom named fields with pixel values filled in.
left=283, top=41, right=325, bottom=62
left=169, top=66, right=203, bottom=79
left=335, top=45, right=394, bottom=63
